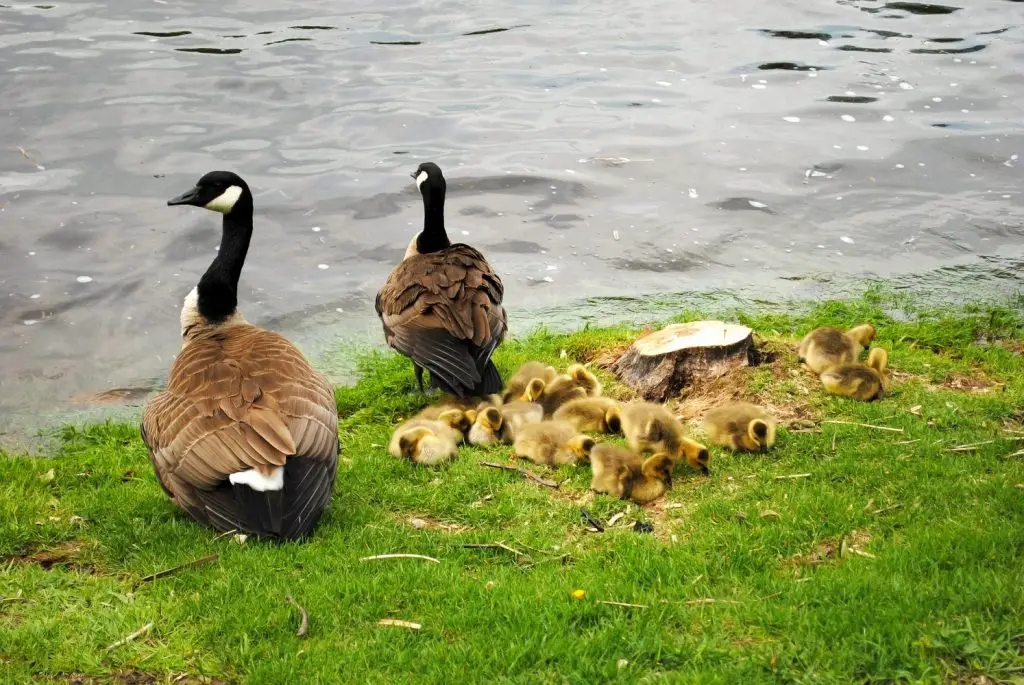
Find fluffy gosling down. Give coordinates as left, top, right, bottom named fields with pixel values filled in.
left=620, top=401, right=711, bottom=475
left=821, top=347, right=889, bottom=402
left=503, top=361, right=558, bottom=403
left=513, top=420, right=595, bottom=466
left=703, top=402, right=777, bottom=453
left=590, top=444, right=673, bottom=505
left=467, top=406, right=513, bottom=446
left=389, top=409, right=469, bottom=465
left=498, top=400, right=545, bottom=434
left=553, top=396, right=622, bottom=434
left=797, top=323, right=876, bottom=374
left=535, top=364, right=601, bottom=417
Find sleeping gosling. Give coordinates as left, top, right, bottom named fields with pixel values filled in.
left=503, top=361, right=558, bottom=403
left=797, top=323, right=876, bottom=374
left=703, top=402, right=777, bottom=453
left=468, top=406, right=513, bottom=446
left=553, top=396, right=622, bottom=434
left=389, top=410, right=467, bottom=465
left=820, top=347, right=889, bottom=402
left=590, top=443, right=673, bottom=504
left=513, top=420, right=595, bottom=467
left=414, top=405, right=474, bottom=439
left=535, top=375, right=589, bottom=417
left=565, top=363, right=602, bottom=397
left=620, top=401, right=711, bottom=475
left=499, top=400, right=545, bottom=435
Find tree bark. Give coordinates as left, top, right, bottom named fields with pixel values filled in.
left=609, top=321, right=755, bottom=401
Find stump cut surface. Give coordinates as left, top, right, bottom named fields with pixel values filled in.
left=610, top=321, right=755, bottom=401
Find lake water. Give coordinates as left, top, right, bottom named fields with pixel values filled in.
left=1, top=0, right=1022, bottom=446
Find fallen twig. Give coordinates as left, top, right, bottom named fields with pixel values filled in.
left=685, top=598, right=741, bottom=606
left=1006, top=449, right=1024, bottom=459
left=871, top=504, right=904, bottom=515
left=461, top=542, right=528, bottom=560
left=606, top=512, right=625, bottom=527
left=895, top=439, right=920, bottom=445
left=774, top=473, right=812, bottom=480
left=598, top=600, right=648, bottom=609
left=821, top=420, right=904, bottom=433
left=105, top=622, right=153, bottom=651
left=360, top=553, right=440, bottom=564
left=286, top=594, right=309, bottom=637
left=211, top=529, right=238, bottom=542
left=847, top=548, right=876, bottom=559
left=480, top=461, right=559, bottom=489
left=0, top=596, right=31, bottom=605
left=140, top=554, right=218, bottom=583
left=949, top=440, right=995, bottom=452
left=378, top=618, right=421, bottom=630
left=950, top=437, right=1024, bottom=453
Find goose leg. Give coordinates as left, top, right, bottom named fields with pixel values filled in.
left=414, top=363, right=426, bottom=394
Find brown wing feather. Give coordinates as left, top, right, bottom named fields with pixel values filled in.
left=141, top=324, right=338, bottom=498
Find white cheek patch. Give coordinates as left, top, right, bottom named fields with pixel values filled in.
left=229, top=466, right=284, bottom=492
left=205, top=185, right=243, bottom=213
left=415, top=171, right=428, bottom=189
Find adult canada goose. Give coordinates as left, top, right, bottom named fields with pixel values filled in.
left=141, top=171, right=340, bottom=541
left=375, top=162, right=507, bottom=397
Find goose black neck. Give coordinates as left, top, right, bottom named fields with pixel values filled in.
left=197, top=202, right=253, bottom=323
left=416, top=185, right=450, bottom=254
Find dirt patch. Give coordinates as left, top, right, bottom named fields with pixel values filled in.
left=402, top=515, right=471, bottom=534
left=941, top=372, right=1001, bottom=393
left=56, top=673, right=226, bottom=685
left=786, top=529, right=872, bottom=568
left=6, top=540, right=93, bottom=573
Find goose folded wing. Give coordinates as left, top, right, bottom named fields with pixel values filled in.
left=141, top=334, right=314, bottom=490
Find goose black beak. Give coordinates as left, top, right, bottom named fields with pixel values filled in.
left=761, top=444, right=768, bottom=454
left=700, top=465, right=710, bottom=476
left=409, top=170, right=419, bottom=179
left=167, top=186, right=201, bottom=207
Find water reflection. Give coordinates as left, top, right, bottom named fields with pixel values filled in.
left=0, top=0, right=1021, bottom=443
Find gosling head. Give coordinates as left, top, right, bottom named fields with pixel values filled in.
left=748, top=419, right=775, bottom=453
left=398, top=427, right=433, bottom=459
left=644, top=453, right=675, bottom=486
left=606, top=407, right=622, bottom=435
left=568, top=435, right=596, bottom=463
left=523, top=378, right=546, bottom=402
left=168, top=170, right=251, bottom=215
left=848, top=323, right=877, bottom=348
left=438, top=409, right=472, bottom=436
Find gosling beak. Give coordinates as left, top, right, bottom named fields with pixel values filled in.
left=761, top=444, right=768, bottom=454
left=167, top=186, right=201, bottom=207
left=700, top=465, right=710, bottom=476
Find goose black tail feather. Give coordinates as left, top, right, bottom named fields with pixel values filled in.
left=187, top=452, right=338, bottom=541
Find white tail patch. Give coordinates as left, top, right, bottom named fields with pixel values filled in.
left=229, top=467, right=284, bottom=491
left=415, top=170, right=428, bottom=189
left=205, top=185, right=243, bottom=214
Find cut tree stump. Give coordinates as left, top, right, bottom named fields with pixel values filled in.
left=609, top=321, right=755, bottom=401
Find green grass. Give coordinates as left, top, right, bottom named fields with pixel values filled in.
left=3, top=293, right=1024, bottom=684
